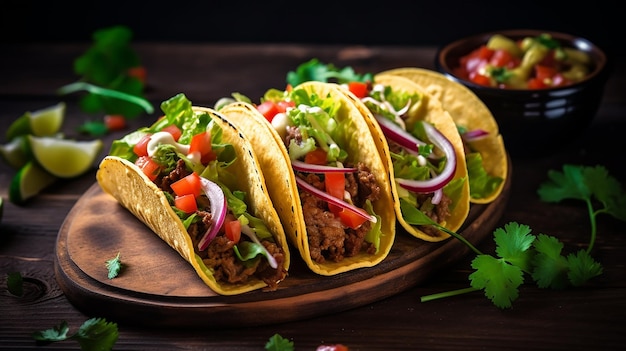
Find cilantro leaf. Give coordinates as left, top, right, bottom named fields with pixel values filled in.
left=33, top=318, right=118, bottom=351
left=265, top=333, right=295, bottom=351
left=493, top=222, right=535, bottom=272
left=531, top=234, right=570, bottom=289
left=286, top=58, right=373, bottom=87
left=75, top=318, right=120, bottom=351
left=105, top=252, right=123, bottom=279
left=469, top=254, right=523, bottom=308
left=537, top=164, right=591, bottom=202
left=567, top=250, right=603, bottom=286
left=583, top=165, right=626, bottom=221
left=33, top=321, right=71, bottom=343
left=468, top=222, right=533, bottom=308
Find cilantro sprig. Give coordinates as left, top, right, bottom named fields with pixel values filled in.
left=418, top=164, right=625, bottom=308
left=286, top=58, right=373, bottom=86
left=57, top=25, right=153, bottom=136
left=32, top=318, right=119, bottom=351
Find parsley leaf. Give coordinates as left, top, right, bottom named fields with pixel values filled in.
left=265, top=333, right=295, bottom=351
left=105, top=252, right=124, bottom=279
left=33, top=318, right=119, bottom=351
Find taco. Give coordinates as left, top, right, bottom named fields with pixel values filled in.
left=217, top=81, right=396, bottom=276
left=96, top=93, right=290, bottom=295
left=283, top=59, right=470, bottom=242
left=378, top=67, right=507, bottom=204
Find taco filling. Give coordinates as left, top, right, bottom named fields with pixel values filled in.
left=273, top=87, right=382, bottom=263
left=359, top=82, right=465, bottom=237
left=103, top=93, right=287, bottom=291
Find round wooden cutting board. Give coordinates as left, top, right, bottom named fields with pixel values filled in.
left=55, top=160, right=511, bottom=328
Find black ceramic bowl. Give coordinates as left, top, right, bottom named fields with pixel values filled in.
left=435, top=29, right=609, bottom=157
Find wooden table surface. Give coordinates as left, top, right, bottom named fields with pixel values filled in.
left=1, top=43, right=625, bottom=350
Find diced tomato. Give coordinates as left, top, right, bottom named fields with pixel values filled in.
left=224, top=215, right=241, bottom=243
left=304, top=148, right=327, bottom=165
left=347, top=81, right=369, bottom=98
left=127, top=66, right=147, bottom=84
left=133, top=134, right=152, bottom=157
left=189, top=131, right=216, bottom=164
left=174, top=193, right=198, bottom=214
left=325, top=172, right=345, bottom=215
left=104, top=115, right=126, bottom=131
left=256, top=101, right=280, bottom=122
left=489, top=49, right=516, bottom=68
left=527, top=77, right=548, bottom=89
left=469, top=72, right=492, bottom=87
left=134, top=155, right=161, bottom=181
left=338, top=208, right=368, bottom=230
left=170, top=172, right=201, bottom=198
left=161, top=124, right=182, bottom=141
left=276, top=100, right=295, bottom=113
left=534, top=65, right=557, bottom=81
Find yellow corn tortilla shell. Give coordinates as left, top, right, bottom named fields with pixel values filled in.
left=340, top=74, right=470, bottom=242
left=96, top=106, right=290, bottom=295
left=377, top=67, right=507, bottom=204
left=219, top=81, right=396, bottom=276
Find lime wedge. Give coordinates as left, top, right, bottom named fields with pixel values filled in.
left=5, top=102, right=65, bottom=141
left=0, top=136, right=31, bottom=170
left=9, top=161, right=58, bottom=205
left=28, top=135, right=103, bottom=178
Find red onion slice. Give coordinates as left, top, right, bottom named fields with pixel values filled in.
left=291, top=159, right=357, bottom=173
left=374, top=115, right=427, bottom=153
left=240, top=224, right=278, bottom=269
left=197, top=177, right=227, bottom=251
left=295, top=177, right=377, bottom=224
left=462, top=129, right=489, bottom=142
left=395, top=122, right=457, bottom=193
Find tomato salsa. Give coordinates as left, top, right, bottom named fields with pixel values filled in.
left=453, top=33, right=592, bottom=89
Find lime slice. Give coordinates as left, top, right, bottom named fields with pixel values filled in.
left=9, top=161, right=58, bottom=205
left=28, top=135, right=103, bottom=178
left=0, top=136, right=31, bottom=170
left=5, top=102, right=65, bottom=140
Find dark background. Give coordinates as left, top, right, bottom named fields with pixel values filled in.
left=2, top=1, right=622, bottom=56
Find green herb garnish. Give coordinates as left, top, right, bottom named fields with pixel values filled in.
left=32, top=318, right=119, bottom=351
left=286, top=58, right=373, bottom=86
left=57, top=25, right=153, bottom=135
left=418, top=164, right=625, bottom=308
left=105, top=252, right=124, bottom=279
left=265, top=333, right=295, bottom=351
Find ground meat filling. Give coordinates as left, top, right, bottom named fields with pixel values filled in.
left=299, top=162, right=380, bottom=264
left=388, top=140, right=454, bottom=236
left=153, top=159, right=287, bottom=290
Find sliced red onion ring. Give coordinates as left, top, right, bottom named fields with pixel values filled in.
left=291, top=159, right=357, bottom=173
left=240, top=224, right=278, bottom=269
left=396, top=122, right=457, bottom=193
left=197, top=177, right=227, bottom=251
left=295, top=177, right=377, bottom=224
left=374, top=114, right=426, bottom=153
left=462, top=129, right=489, bottom=142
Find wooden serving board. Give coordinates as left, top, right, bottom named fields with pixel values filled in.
left=55, top=161, right=511, bottom=328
